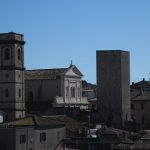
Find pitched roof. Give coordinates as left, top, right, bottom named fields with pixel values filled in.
left=131, top=132, right=150, bottom=149
left=141, top=132, right=150, bottom=140
left=115, top=143, right=132, bottom=150
left=0, top=115, right=84, bottom=132
left=132, top=140, right=150, bottom=149
left=44, top=115, right=84, bottom=132
left=130, top=88, right=141, bottom=99
left=131, top=79, right=150, bottom=89
left=25, top=65, right=83, bottom=80
left=131, top=92, right=150, bottom=101
left=25, top=68, right=67, bottom=80
left=97, top=127, right=118, bottom=135
left=0, top=115, right=65, bottom=128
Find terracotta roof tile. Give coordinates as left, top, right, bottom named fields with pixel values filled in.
left=44, top=115, right=84, bottom=132
left=0, top=115, right=65, bottom=127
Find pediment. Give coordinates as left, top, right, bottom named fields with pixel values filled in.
left=65, top=65, right=83, bottom=77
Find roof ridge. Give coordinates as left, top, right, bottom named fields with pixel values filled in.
left=26, top=68, right=67, bottom=71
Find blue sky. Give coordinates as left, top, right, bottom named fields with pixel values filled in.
left=0, top=0, right=150, bottom=84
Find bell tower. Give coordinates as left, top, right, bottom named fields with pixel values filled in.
left=0, top=32, right=25, bottom=121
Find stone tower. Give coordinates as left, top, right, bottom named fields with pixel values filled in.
left=96, top=50, right=130, bottom=128
left=0, top=32, right=25, bottom=121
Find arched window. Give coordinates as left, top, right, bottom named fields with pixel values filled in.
left=18, top=48, right=21, bottom=60
left=5, top=88, right=9, bottom=97
left=4, top=48, right=10, bottom=60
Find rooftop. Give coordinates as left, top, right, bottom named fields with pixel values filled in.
left=0, top=115, right=65, bottom=128
left=0, top=115, right=84, bottom=132
left=0, top=32, right=23, bottom=36
left=44, top=115, right=84, bottom=132
left=131, top=92, right=150, bottom=101
left=25, top=65, right=83, bottom=80
left=0, top=32, right=25, bottom=44
left=25, top=68, right=67, bottom=80
left=141, top=132, right=150, bottom=140
left=131, top=79, right=150, bottom=89
left=96, top=50, right=129, bottom=53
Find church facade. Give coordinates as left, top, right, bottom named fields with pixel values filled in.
left=25, top=65, right=88, bottom=110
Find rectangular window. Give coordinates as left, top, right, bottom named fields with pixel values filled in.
left=40, top=132, right=46, bottom=142
left=19, top=88, right=21, bottom=97
left=5, top=88, right=9, bottom=97
left=78, top=87, right=80, bottom=97
left=20, top=134, right=26, bottom=144
left=66, top=87, right=69, bottom=96
left=18, top=48, right=21, bottom=60
left=71, top=87, right=75, bottom=97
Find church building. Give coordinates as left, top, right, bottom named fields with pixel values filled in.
left=0, top=32, right=88, bottom=121
left=25, top=64, right=88, bottom=110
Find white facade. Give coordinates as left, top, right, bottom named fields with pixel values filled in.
left=0, top=112, right=3, bottom=123
left=25, top=65, right=89, bottom=109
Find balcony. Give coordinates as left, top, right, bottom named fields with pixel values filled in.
left=53, top=96, right=89, bottom=109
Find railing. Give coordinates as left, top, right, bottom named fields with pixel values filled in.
left=54, top=96, right=64, bottom=104
left=54, top=96, right=88, bottom=105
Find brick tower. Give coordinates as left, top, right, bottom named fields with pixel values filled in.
left=96, top=50, right=130, bottom=128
